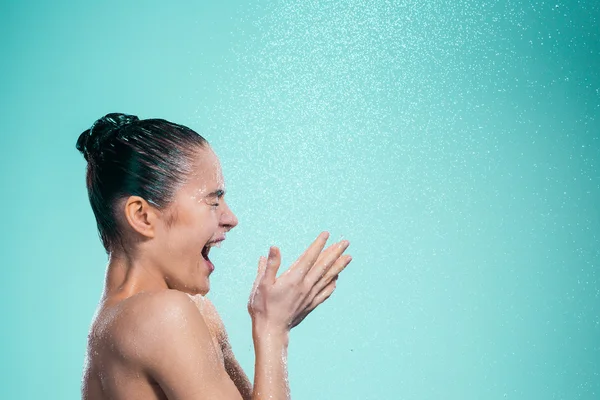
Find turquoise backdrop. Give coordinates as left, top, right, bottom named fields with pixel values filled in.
left=1, top=0, right=598, bottom=399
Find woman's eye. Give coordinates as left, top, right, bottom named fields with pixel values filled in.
left=211, top=202, right=220, bottom=208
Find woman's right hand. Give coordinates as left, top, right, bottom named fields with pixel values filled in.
left=247, top=232, right=352, bottom=335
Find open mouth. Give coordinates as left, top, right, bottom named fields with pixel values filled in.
left=201, top=239, right=224, bottom=273
left=201, top=245, right=215, bottom=273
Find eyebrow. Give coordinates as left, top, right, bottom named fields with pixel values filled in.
left=206, top=189, right=225, bottom=198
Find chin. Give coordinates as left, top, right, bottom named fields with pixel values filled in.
left=198, top=284, right=210, bottom=296
left=193, top=276, right=211, bottom=296
left=185, top=278, right=209, bottom=295
left=177, top=275, right=210, bottom=296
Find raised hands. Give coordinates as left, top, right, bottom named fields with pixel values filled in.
left=248, top=232, right=352, bottom=334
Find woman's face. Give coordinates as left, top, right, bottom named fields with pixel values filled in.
left=156, top=146, right=238, bottom=295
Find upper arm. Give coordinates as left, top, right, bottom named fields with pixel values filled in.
left=119, top=291, right=244, bottom=400
left=223, top=345, right=253, bottom=400
left=191, top=295, right=252, bottom=400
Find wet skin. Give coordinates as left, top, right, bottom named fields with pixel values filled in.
left=82, top=291, right=251, bottom=400
left=82, top=146, right=250, bottom=399
left=81, top=146, right=352, bottom=400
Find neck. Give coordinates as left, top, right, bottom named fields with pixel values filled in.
left=103, top=250, right=168, bottom=301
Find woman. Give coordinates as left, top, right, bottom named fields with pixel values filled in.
left=77, top=113, right=352, bottom=400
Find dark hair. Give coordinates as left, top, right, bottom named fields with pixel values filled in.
left=76, top=113, right=208, bottom=253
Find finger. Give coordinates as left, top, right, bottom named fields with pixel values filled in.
left=264, top=246, right=282, bottom=284
left=304, top=239, right=349, bottom=286
left=287, top=231, right=330, bottom=278
left=309, top=255, right=352, bottom=297
left=290, top=277, right=338, bottom=329
left=312, top=275, right=337, bottom=306
left=323, top=254, right=352, bottom=283
left=310, top=239, right=343, bottom=271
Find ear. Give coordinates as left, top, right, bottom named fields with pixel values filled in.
left=123, top=196, right=158, bottom=239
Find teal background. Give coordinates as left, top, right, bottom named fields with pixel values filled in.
left=1, top=0, right=599, bottom=399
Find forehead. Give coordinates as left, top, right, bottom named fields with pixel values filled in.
left=187, top=146, right=224, bottom=189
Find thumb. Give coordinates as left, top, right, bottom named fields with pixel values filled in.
left=252, top=256, right=267, bottom=290
left=249, top=256, right=267, bottom=309
left=264, top=246, right=281, bottom=284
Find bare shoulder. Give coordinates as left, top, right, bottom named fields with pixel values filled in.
left=92, top=290, right=241, bottom=399
left=101, top=290, right=207, bottom=361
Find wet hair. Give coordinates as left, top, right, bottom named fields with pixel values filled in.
left=76, top=113, right=208, bottom=253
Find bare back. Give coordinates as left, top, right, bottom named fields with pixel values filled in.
left=82, top=291, right=232, bottom=400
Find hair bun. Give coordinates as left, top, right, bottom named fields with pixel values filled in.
left=76, top=113, right=140, bottom=162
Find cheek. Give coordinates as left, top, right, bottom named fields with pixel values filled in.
left=187, top=211, right=217, bottom=240
left=203, top=208, right=220, bottom=224
left=163, top=220, right=198, bottom=250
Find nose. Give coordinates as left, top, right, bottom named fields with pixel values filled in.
left=220, top=201, right=238, bottom=231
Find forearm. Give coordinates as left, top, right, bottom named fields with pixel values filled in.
left=252, top=326, right=291, bottom=400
